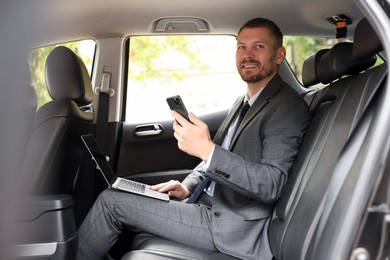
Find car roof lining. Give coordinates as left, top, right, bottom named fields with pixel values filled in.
left=11, top=0, right=364, bottom=48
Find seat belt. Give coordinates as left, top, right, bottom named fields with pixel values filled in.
left=95, top=66, right=114, bottom=155
left=94, top=66, right=114, bottom=197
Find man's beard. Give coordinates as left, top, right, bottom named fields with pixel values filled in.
left=240, top=72, right=265, bottom=83
left=238, top=60, right=274, bottom=83
left=239, top=66, right=274, bottom=83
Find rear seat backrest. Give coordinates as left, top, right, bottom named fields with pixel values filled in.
left=269, top=20, right=382, bottom=259
left=306, top=18, right=387, bottom=260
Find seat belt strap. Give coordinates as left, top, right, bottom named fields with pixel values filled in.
left=95, top=67, right=114, bottom=155
left=94, top=68, right=114, bottom=197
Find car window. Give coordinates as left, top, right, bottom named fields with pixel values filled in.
left=125, top=35, right=243, bottom=123
left=28, top=40, right=96, bottom=109
left=125, top=35, right=363, bottom=123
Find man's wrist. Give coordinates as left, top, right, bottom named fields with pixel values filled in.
left=203, top=144, right=216, bottom=167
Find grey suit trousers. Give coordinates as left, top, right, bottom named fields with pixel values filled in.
left=76, top=188, right=217, bottom=260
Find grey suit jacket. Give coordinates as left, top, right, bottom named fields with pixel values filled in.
left=182, top=74, right=311, bottom=260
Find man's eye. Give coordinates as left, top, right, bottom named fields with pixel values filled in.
left=255, top=44, right=264, bottom=49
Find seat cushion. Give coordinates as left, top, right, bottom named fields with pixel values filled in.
left=121, top=233, right=240, bottom=260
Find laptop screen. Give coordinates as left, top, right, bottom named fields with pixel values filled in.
left=81, top=134, right=117, bottom=184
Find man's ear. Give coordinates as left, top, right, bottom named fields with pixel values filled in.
left=276, top=46, right=286, bottom=65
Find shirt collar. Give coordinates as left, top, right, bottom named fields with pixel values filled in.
left=244, top=85, right=266, bottom=106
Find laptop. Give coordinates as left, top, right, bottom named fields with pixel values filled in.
left=81, top=134, right=170, bottom=201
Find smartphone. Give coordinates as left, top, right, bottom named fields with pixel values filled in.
left=166, top=95, right=191, bottom=123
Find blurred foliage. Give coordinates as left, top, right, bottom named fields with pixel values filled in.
left=128, top=36, right=205, bottom=84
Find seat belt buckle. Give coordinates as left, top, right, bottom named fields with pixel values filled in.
left=95, top=67, right=115, bottom=97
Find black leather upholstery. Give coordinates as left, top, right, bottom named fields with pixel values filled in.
left=123, top=233, right=239, bottom=260
left=317, top=42, right=376, bottom=84
left=302, top=49, right=329, bottom=88
left=353, top=18, right=382, bottom=60
left=45, top=47, right=93, bottom=106
left=19, top=46, right=94, bottom=195
left=269, top=19, right=385, bottom=259
left=301, top=49, right=329, bottom=108
left=121, top=18, right=386, bottom=260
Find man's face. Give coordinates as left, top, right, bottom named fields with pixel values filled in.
left=236, top=27, right=285, bottom=84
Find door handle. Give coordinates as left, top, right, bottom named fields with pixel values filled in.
left=134, top=123, right=163, bottom=137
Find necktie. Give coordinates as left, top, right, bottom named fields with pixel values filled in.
left=186, top=101, right=250, bottom=204
left=186, top=176, right=211, bottom=203
left=232, top=101, right=250, bottom=138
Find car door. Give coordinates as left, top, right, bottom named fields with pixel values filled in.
left=117, top=111, right=228, bottom=185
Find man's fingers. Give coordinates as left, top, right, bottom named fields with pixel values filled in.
left=171, top=110, right=191, bottom=126
left=188, top=112, right=206, bottom=128
left=150, top=182, right=168, bottom=191
left=152, top=180, right=179, bottom=193
left=168, top=189, right=181, bottom=198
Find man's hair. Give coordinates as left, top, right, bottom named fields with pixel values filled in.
left=238, top=18, right=283, bottom=47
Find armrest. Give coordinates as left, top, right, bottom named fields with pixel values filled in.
left=11, top=194, right=78, bottom=259
left=16, top=194, right=74, bottom=221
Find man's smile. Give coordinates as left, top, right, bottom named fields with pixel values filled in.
left=241, top=62, right=260, bottom=70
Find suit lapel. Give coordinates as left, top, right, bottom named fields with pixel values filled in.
left=228, top=74, right=284, bottom=150
left=213, top=96, right=244, bottom=145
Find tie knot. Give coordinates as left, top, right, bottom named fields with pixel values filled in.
left=241, top=101, right=250, bottom=115
left=242, top=101, right=250, bottom=110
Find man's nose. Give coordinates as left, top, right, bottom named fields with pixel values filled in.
left=243, top=52, right=254, bottom=60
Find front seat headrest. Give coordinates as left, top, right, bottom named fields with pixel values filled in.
left=302, top=49, right=329, bottom=87
left=318, top=42, right=376, bottom=84
left=45, top=46, right=93, bottom=107
left=353, top=18, right=383, bottom=60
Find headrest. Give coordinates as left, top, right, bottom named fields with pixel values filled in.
left=302, top=49, right=329, bottom=87
left=353, top=18, right=382, bottom=60
left=318, top=42, right=376, bottom=84
left=45, top=46, right=93, bottom=107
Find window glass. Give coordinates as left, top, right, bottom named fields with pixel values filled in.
left=127, top=35, right=376, bottom=123
left=125, top=35, right=244, bottom=123
left=28, top=40, right=96, bottom=109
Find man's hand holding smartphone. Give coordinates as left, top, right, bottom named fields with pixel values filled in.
left=167, top=95, right=215, bottom=161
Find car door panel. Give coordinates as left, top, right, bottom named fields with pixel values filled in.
left=116, top=110, right=228, bottom=184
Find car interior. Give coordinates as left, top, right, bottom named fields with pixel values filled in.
left=1, top=0, right=390, bottom=259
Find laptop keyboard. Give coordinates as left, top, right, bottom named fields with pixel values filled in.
left=117, top=179, right=146, bottom=193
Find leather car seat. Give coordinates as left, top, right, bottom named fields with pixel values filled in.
left=18, top=46, right=94, bottom=195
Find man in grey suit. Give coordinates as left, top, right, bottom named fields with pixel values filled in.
left=76, top=18, right=311, bottom=260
